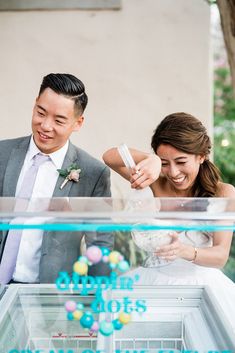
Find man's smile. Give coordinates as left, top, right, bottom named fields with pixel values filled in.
left=38, top=131, right=52, bottom=140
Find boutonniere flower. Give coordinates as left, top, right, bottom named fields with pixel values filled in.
left=57, top=164, right=81, bottom=189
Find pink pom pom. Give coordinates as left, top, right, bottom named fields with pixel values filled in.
left=65, top=301, right=77, bottom=312
left=86, top=246, right=102, bottom=264
left=91, top=321, right=99, bottom=332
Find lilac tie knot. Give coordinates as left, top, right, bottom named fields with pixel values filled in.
left=18, top=153, right=50, bottom=199
left=33, top=153, right=50, bottom=167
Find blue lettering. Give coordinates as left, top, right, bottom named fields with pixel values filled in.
left=123, top=297, right=133, bottom=313
left=135, top=299, right=147, bottom=313
left=115, top=350, right=149, bottom=353
left=107, top=299, right=121, bottom=313
left=134, top=274, right=140, bottom=282
left=91, top=297, right=105, bottom=313
left=119, top=276, right=134, bottom=290
left=55, top=272, right=70, bottom=290
left=71, top=272, right=80, bottom=290
left=80, top=276, right=95, bottom=295
left=56, top=272, right=142, bottom=294
left=109, top=271, right=118, bottom=289
left=95, top=276, right=110, bottom=297
left=207, top=351, right=233, bottom=353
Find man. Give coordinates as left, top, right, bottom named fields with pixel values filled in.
left=0, top=73, right=113, bottom=284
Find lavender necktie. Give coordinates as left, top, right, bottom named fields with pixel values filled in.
left=0, top=153, right=50, bottom=285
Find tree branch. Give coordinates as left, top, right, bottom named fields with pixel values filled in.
left=217, top=0, right=235, bottom=95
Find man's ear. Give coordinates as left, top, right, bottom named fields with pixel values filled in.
left=32, top=97, right=39, bottom=113
left=33, top=96, right=39, bottom=110
left=73, top=115, right=84, bottom=131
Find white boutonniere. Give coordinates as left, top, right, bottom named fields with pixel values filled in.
left=57, top=164, right=81, bottom=189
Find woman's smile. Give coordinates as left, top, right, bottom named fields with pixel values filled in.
left=170, top=176, right=186, bottom=185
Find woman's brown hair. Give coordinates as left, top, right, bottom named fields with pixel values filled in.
left=151, top=112, right=221, bottom=197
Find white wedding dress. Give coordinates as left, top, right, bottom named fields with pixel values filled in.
left=128, top=229, right=235, bottom=332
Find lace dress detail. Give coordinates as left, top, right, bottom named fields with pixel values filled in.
left=127, top=228, right=235, bottom=332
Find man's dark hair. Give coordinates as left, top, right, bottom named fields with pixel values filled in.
left=39, top=73, right=88, bottom=116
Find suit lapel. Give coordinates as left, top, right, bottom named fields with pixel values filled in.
left=53, top=142, right=79, bottom=197
left=3, top=137, right=31, bottom=197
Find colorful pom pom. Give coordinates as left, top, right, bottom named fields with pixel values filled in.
left=99, top=320, right=114, bottom=336
left=73, top=261, right=88, bottom=275
left=86, top=246, right=102, bottom=264
left=80, top=312, right=94, bottom=329
left=112, top=318, right=123, bottom=330
left=119, top=312, right=131, bottom=325
left=109, top=251, right=121, bottom=264
left=65, top=301, right=77, bottom=312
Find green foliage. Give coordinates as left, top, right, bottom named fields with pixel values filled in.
left=214, top=125, right=235, bottom=184
left=114, top=231, right=145, bottom=268
left=214, top=67, right=235, bottom=125
left=57, top=163, right=81, bottom=177
left=224, top=258, right=235, bottom=281
left=224, top=232, right=235, bottom=282
left=213, top=66, right=235, bottom=185
left=214, top=65, right=235, bottom=281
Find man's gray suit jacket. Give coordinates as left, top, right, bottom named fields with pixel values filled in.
left=0, top=136, right=113, bottom=283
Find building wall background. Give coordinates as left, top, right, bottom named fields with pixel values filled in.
left=0, top=0, right=211, bottom=196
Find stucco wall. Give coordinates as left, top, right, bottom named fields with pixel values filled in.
left=0, top=0, right=211, bottom=196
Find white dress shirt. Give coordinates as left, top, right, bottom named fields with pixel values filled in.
left=13, top=136, right=68, bottom=282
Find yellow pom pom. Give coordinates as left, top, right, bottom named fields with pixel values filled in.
left=73, top=310, right=83, bottom=320
left=118, top=312, right=131, bottom=324
left=73, top=261, right=88, bottom=275
left=109, top=251, right=120, bottom=264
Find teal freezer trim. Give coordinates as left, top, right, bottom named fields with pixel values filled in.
left=0, top=223, right=234, bottom=231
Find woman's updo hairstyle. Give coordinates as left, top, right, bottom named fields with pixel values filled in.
left=151, top=112, right=221, bottom=197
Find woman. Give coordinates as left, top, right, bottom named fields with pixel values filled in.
left=103, top=112, right=235, bottom=267
left=103, top=113, right=235, bottom=331
left=103, top=112, right=235, bottom=329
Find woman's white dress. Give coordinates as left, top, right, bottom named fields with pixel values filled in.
left=128, top=229, right=235, bottom=332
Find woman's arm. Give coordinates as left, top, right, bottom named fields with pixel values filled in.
left=103, top=147, right=162, bottom=189
left=155, top=230, right=232, bottom=268
left=156, top=183, right=235, bottom=268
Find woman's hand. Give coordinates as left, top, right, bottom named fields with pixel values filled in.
left=130, top=154, right=161, bottom=189
left=155, top=232, right=195, bottom=262
left=155, top=232, right=180, bottom=261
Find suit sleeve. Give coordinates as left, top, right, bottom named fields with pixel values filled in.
left=85, top=165, right=114, bottom=276
left=91, top=165, right=111, bottom=197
